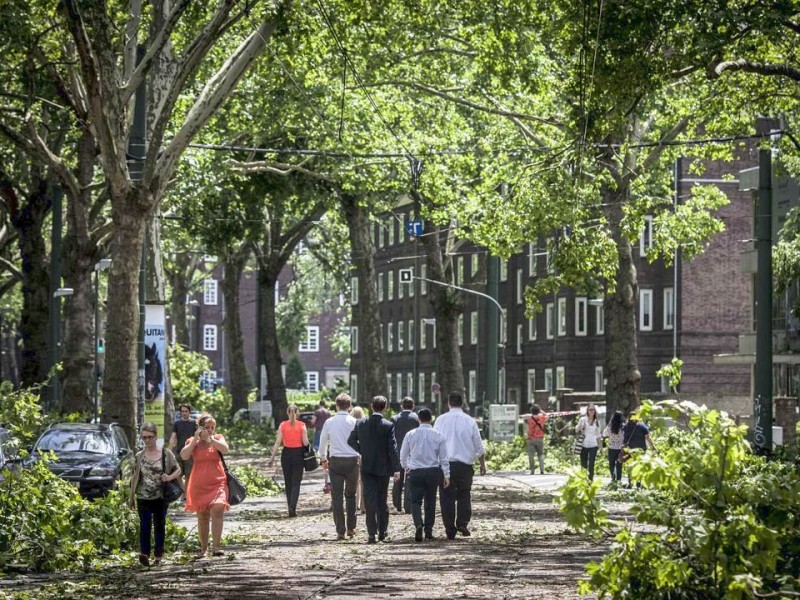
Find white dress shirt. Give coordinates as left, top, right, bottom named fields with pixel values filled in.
left=433, top=406, right=485, bottom=465
left=318, top=411, right=359, bottom=459
left=400, top=424, right=450, bottom=478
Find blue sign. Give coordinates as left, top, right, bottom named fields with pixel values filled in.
left=406, top=219, right=423, bottom=237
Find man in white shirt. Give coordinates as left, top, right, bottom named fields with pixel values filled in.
left=400, top=407, right=449, bottom=542
left=318, top=393, right=360, bottom=540
left=433, top=392, right=486, bottom=539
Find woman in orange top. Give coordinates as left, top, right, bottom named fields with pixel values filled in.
left=181, top=413, right=229, bottom=557
left=268, top=404, right=309, bottom=517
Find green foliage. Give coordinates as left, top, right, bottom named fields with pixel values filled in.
left=195, top=387, right=233, bottom=425
left=656, top=358, right=683, bottom=394
left=224, top=421, right=277, bottom=454
left=230, top=465, right=281, bottom=497
left=484, top=435, right=529, bottom=471
left=0, top=382, right=43, bottom=449
left=169, top=344, right=213, bottom=408
left=557, top=400, right=800, bottom=598
left=284, top=355, right=305, bottom=390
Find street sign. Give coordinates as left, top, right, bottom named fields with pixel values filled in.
left=488, top=404, right=518, bottom=442
left=431, top=382, right=441, bottom=394
left=399, top=268, right=414, bottom=283
left=406, top=219, right=423, bottom=237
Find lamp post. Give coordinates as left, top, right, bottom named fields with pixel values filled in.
left=94, top=259, right=112, bottom=422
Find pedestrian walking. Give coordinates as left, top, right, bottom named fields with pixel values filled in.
left=575, top=404, right=601, bottom=481
left=318, top=393, right=360, bottom=540
left=399, top=408, right=449, bottom=542
left=313, top=400, right=333, bottom=493
left=268, top=404, right=310, bottom=517
left=391, top=396, right=420, bottom=513
left=350, top=405, right=366, bottom=513
left=523, top=404, right=548, bottom=475
left=180, top=413, right=230, bottom=558
left=434, top=392, right=486, bottom=540
left=130, top=422, right=182, bottom=566
left=347, top=396, right=401, bottom=544
left=621, top=414, right=657, bottom=487
left=168, top=403, right=196, bottom=497
left=602, top=411, right=625, bottom=483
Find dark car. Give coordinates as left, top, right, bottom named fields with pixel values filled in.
left=299, top=411, right=316, bottom=428
left=29, top=423, right=134, bottom=499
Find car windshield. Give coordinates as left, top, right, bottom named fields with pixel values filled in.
left=36, top=430, right=114, bottom=455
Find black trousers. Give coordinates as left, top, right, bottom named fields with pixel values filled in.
left=439, top=461, right=474, bottom=536
left=329, top=456, right=360, bottom=535
left=408, top=468, right=441, bottom=534
left=580, top=446, right=598, bottom=481
left=281, top=446, right=305, bottom=516
left=137, top=497, right=167, bottom=557
left=391, top=469, right=411, bottom=512
left=607, top=449, right=623, bottom=481
left=361, top=472, right=390, bottom=537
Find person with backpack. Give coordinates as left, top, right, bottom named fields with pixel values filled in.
left=523, top=404, right=548, bottom=475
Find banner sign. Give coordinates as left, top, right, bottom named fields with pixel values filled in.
left=145, top=304, right=167, bottom=446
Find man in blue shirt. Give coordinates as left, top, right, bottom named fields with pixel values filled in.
left=400, top=408, right=449, bottom=542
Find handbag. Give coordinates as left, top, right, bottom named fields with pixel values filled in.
left=218, top=451, right=247, bottom=506
left=161, top=450, right=182, bottom=504
left=572, top=434, right=584, bottom=455
left=303, top=445, right=319, bottom=472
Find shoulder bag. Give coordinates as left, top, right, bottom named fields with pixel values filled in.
left=572, top=433, right=584, bottom=455
left=161, top=450, right=183, bottom=504
left=303, top=445, right=319, bottom=472
left=218, top=451, right=247, bottom=506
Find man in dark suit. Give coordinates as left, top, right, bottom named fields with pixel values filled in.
left=392, top=396, right=420, bottom=513
left=347, top=395, right=401, bottom=544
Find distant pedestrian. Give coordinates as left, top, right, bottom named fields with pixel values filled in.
left=350, top=405, right=366, bottom=513
left=523, top=404, right=548, bottom=475
left=347, top=396, right=401, bottom=544
left=400, top=407, right=449, bottom=542
left=602, top=411, right=625, bottom=482
left=434, top=392, right=486, bottom=539
left=313, top=400, right=332, bottom=493
left=391, top=396, right=420, bottom=513
left=318, top=393, right=360, bottom=540
left=181, top=413, right=230, bottom=558
left=130, top=422, right=181, bottom=566
left=268, top=404, right=310, bottom=517
left=169, top=404, right=195, bottom=496
left=575, top=404, right=601, bottom=481
left=621, top=414, right=656, bottom=486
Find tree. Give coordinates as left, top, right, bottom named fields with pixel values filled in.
left=284, top=354, right=305, bottom=390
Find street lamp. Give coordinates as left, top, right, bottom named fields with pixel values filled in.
left=94, top=259, right=112, bottom=422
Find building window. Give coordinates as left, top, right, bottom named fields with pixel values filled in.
left=516, top=324, right=523, bottom=354
left=458, top=314, right=464, bottom=346
left=528, top=316, right=537, bottom=341
left=376, top=222, right=383, bottom=248
left=350, top=276, right=359, bottom=305
left=544, top=368, right=553, bottom=393
left=501, top=309, right=507, bottom=344
left=386, top=322, right=394, bottom=352
left=528, top=243, right=536, bottom=275
left=546, top=302, right=555, bottom=340
left=408, top=271, right=415, bottom=298
left=431, top=371, right=437, bottom=403
left=499, top=259, right=508, bottom=282
left=640, top=289, right=653, bottom=331
left=398, top=271, right=404, bottom=299
left=388, top=218, right=395, bottom=246
left=594, top=366, right=605, bottom=392
left=469, top=370, right=477, bottom=404
left=204, top=279, right=218, bottom=305
left=398, top=321, right=405, bottom=352
left=558, top=297, right=567, bottom=336
left=351, top=326, right=359, bottom=354
left=408, top=319, right=414, bottom=350
left=299, top=326, right=320, bottom=352
left=664, top=287, right=674, bottom=330
left=596, top=303, right=605, bottom=335
left=407, top=373, right=413, bottom=398
left=396, top=373, right=403, bottom=402
left=556, top=366, right=565, bottom=389
left=457, top=257, right=464, bottom=286
left=387, top=270, right=394, bottom=301
left=420, top=265, right=427, bottom=295
left=386, top=374, right=392, bottom=401
left=306, top=371, right=319, bottom=392
left=350, top=374, right=358, bottom=401
left=420, top=319, right=427, bottom=350
left=516, top=269, right=524, bottom=304
left=378, top=272, right=384, bottom=302
left=418, top=373, right=425, bottom=400
left=527, top=369, right=536, bottom=400
left=640, top=215, right=653, bottom=257
left=471, top=254, right=479, bottom=279
left=201, top=370, right=217, bottom=391
left=203, top=325, right=217, bottom=351
left=470, top=311, right=479, bottom=344
left=575, top=297, right=588, bottom=336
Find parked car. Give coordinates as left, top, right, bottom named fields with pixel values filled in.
left=29, top=423, right=134, bottom=499
left=299, top=412, right=316, bottom=428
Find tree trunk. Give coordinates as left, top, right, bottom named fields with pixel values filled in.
left=258, top=265, right=288, bottom=423
left=166, top=252, right=196, bottom=348
left=221, top=250, right=250, bottom=416
left=101, top=201, right=147, bottom=446
left=14, top=183, right=50, bottom=388
left=419, top=219, right=464, bottom=414
left=604, top=196, right=640, bottom=416
left=340, top=193, right=386, bottom=403
left=61, top=129, right=98, bottom=413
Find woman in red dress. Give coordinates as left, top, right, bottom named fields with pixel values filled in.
left=181, top=413, right=229, bottom=557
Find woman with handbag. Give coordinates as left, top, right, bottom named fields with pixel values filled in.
left=575, top=404, right=601, bottom=481
left=129, top=422, right=182, bottom=567
left=602, top=411, right=625, bottom=483
left=268, top=404, right=310, bottom=517
left=181, top=413, right=229, bottom=558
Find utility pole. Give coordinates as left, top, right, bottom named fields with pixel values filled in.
left=754, top=146, right=773, bottom=454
